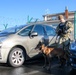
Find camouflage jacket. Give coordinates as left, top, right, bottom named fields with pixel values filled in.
left=56, top=21, right=74, bottom=38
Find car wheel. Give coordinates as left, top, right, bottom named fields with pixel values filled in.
left=8, top=47, right=25, bottom=67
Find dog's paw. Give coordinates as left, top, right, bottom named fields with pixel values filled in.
left=46, top=67, right=51, bottom=71
left=42, top=65, right=46, bottom=68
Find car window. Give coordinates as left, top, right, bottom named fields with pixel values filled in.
left=18, top=25, right=34, bottom=36
left=0, top=25, right=25, bottom=34
left=33, top=25, right=44, bottom=35
left=45, top=25, right=56, bottom=36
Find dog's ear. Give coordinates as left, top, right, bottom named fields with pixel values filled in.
left=39, top=41, right=43, bottom=45
left=42, top=44, right=45, bottom=48
left=42, top=44, right=45, bottom=46
left=35, top=42, right=42, bottom=49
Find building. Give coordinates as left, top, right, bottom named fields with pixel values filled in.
left=43, top=7, right=75, bottom=23
left=28, top=7, right=75, bottom=28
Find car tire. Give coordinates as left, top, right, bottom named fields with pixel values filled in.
left=8, top=47, right=25, bottom=67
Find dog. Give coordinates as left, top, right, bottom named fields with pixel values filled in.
left=35, top=42, right=69, bottom=70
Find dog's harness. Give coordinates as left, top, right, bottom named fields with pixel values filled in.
left=41, top=45, right=54, bottom=55
left=44, top=48, right=53, bottom=55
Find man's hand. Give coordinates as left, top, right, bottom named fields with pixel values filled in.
left=63, top=30, right=68, bottom=34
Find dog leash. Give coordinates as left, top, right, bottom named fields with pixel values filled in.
left=46, top=34, right=58, bottom=47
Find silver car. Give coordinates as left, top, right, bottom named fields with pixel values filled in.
left=0, top=23, right=56, bottom=67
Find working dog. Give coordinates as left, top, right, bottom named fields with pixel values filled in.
left=35, top=42, right=69, bottom=70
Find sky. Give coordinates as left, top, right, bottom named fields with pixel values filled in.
left=0, top=0, right=76, bottom=30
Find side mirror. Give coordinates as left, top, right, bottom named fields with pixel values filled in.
left=30, top=32, right=38, bottom=37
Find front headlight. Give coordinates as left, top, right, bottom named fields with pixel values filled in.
left=70, top=42, right=76, bottom=50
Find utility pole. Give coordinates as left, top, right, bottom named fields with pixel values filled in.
left=74, top=11, right=76, bottom=40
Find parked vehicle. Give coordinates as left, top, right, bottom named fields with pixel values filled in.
left=0, top=23, right=57, bottom=67
left=69, top=40, right=76, bottom=70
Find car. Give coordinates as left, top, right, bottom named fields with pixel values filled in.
left=0, top=23, right=57, bottom=67
left=69, top=40, right=76, bottom=70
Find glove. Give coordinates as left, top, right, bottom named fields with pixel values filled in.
left=63, top=30, right=68, bottom=34
left=58, top=29, right=62, bottom=35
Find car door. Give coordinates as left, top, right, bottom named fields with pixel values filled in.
left=27, top=24, right=46, bottom=57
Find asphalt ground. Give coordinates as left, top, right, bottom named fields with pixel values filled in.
left=0, top=57, right=76, bottom=75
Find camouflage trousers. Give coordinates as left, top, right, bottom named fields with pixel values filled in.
left=57, top=36, right=70, bottom=51
left=57, top=36, right=71, bottom=65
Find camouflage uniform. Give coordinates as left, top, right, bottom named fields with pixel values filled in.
left=56, top=21, right=73, bottom=50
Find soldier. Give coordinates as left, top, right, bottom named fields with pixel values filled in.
left=56, top=15, right=74, bottom=67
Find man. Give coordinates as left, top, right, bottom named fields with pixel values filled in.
left=56, top=15, right=73, bottom=67
left=56, top=15, right=73, bottom=50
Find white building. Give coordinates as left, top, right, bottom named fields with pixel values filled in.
left=43, top=7, right=75, bottom=23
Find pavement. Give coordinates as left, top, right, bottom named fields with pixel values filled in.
left=0, top=57, right=75, bottom=75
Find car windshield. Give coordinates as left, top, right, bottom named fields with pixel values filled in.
left=0, top=25, right=26, bottom=34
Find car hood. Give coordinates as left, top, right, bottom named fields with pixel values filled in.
left=0, top=32, right=15, bottom=37
left=0, top=33, right=15, bottom=42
